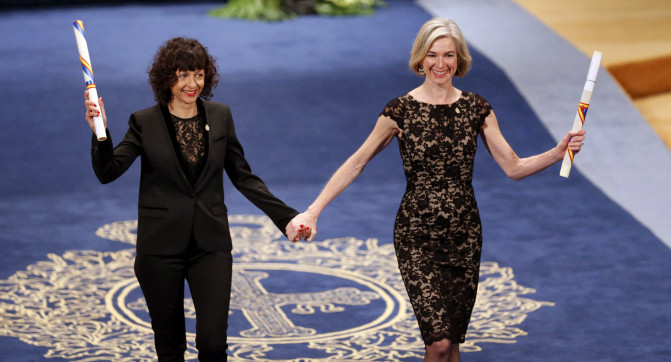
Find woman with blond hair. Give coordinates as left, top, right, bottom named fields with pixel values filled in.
left=289, top=18, right=585, bottom=361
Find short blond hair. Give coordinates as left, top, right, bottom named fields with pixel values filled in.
left=409, top=18, right=472, bottom=77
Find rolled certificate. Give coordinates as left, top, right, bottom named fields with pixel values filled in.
left=73, top=20, right=106, bottom=141
left=560, top=50, right=602, bottom=178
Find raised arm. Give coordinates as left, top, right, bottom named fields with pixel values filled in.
left=480, top=110, right=585, bottom=181
left=288, top=115, right=401, bottom=241
left=84, top=91, right=143, bottom=184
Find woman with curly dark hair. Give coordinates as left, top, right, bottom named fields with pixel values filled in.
left=83, top=37, right=304, bottom=361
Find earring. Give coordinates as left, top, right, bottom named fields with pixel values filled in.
left=418, top=66, right=425, bottom=76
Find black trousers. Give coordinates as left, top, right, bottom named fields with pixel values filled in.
left=134, top=245, right=233, bottom=362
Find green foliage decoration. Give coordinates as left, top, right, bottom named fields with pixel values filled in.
left=209, top=0, right=386, bottom=21
left=315, top=0, right=385, bottom=16
left=208, top=0, right=294, bottom=22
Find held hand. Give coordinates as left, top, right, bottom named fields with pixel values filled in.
left=286, top=212, right=318, bottom=242
left=84, top=90, right=107, bottom=133
left=285, top=219, right=300, bottom=242
left=557, top=129, right=586, bottom=157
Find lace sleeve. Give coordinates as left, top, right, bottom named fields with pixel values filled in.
left=379, top=97, right=405, bottom=125
left=471, top=93, right=492, bottom=129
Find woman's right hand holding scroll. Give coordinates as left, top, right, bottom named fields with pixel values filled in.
left=84, top=90, right=107, bottom=133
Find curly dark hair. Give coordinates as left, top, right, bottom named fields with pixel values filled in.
left=148, top=37, right=219, bottom=107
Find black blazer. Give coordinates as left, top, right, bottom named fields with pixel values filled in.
left=91, top=100, right=298, bottom=255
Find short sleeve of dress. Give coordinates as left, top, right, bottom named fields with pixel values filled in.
left=471, top=93, right=492, bottom=129
left=379, top=97, right=405, bottom=126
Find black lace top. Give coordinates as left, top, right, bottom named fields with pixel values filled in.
left=170, top=113, right=208, bottom=185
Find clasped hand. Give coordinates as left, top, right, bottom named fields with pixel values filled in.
left=286, top=212, right=317, bottom=242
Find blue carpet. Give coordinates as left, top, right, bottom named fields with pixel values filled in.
left=1, top=1, right=670, bottom=361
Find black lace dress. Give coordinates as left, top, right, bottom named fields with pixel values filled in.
left=380, top=92, right=492, bottom=344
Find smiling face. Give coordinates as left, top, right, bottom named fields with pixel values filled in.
left=421, top=37, right=458, bottom=85
left=170, top=69, right=205, bottom=108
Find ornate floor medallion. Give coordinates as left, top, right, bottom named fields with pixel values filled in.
left=0, top=215, right=554, bottom=360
